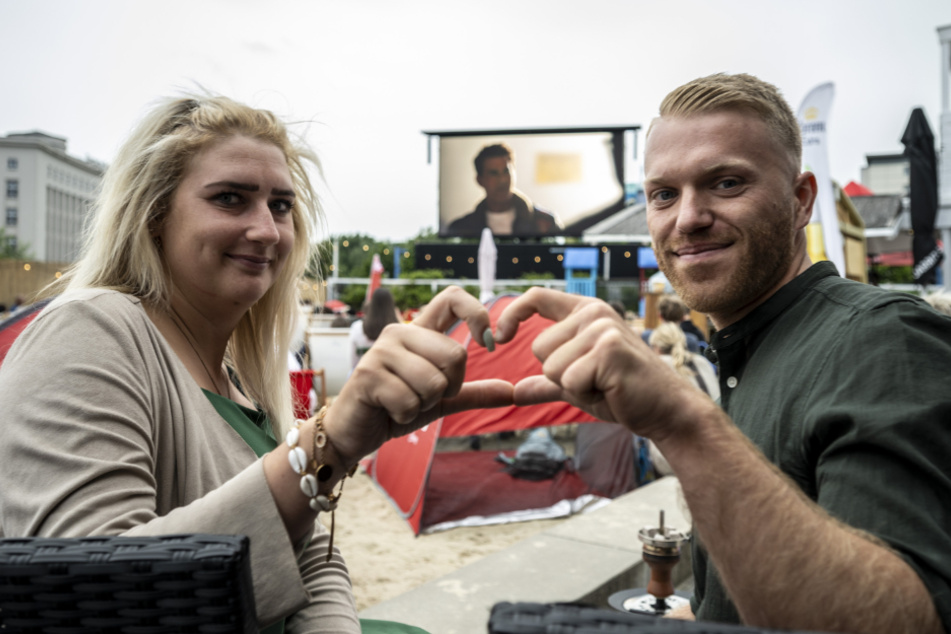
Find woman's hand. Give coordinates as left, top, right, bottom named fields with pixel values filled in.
left=323, top=286, right=515, bottom=466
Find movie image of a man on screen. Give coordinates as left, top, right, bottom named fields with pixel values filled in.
left=447, top=143, right=563, bottom=238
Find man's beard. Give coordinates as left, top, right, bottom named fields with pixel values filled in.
left=657, top=212, right=797, bottom=317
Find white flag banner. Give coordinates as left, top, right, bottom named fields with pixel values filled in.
left=477, top=227, right=498, bottom=304
left=797, top=82, right=845, bottom=276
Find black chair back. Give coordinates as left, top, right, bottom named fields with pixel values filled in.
left=0, top=533, right=258, bottom=633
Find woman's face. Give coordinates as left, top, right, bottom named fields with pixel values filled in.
left=159, top=135, right=295, bottom=320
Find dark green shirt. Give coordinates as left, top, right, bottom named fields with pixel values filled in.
left=691, top=262, right=951, bottom=630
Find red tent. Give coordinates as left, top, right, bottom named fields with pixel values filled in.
left=0, top=299, right=51, bottom=366
left=843, top=181, right=874, bottom=197
left=322, top=299, right=348, bottom=313
left=365, top=294, right=636, bottom=535
left=869, top=251, right=914, bottom=266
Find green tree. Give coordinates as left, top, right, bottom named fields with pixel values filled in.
left=0, top=228, right=33, bottom=260
left=311, top=227, right=448, bottom=312
left=869, top=265, right=914, bottom=285
left=498, top=271, right=555, bottom=295
left=391, top=269, right=467, bottom=311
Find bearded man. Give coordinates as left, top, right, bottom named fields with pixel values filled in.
left=494, top=73, right=951, bottom=634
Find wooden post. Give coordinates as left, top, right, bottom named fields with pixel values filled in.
left=643, top=292, right=660, bottom=330
left=689, top=309, right=709, bottom=340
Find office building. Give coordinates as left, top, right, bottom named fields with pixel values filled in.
left=0, top=132, right=104, bottom=262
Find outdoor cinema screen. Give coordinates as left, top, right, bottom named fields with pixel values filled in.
left=430, top=126, right=637, bottom=239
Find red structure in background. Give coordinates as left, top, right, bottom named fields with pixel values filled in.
left=366, top=293, right=610, bottom=534
left=843, top=181, right=874, bottom=197
left=0, top=300, right=51, bottom=366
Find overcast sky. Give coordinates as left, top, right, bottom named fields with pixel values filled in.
left=4, top=0, right=951, bottom=241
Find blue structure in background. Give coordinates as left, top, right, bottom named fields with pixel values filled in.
left=637, top=246, right=657, bottom=269
left=637, top=247, right=659, bottom=317
left=393, top=246, right=403, bottom=278
left=563, top=248, right=599, bottom=297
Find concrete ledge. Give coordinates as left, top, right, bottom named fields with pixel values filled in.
left=359, top=476, right=692, bottom=634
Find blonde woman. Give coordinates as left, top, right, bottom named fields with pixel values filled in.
left=647, top=323, right=719, bottom=475
left=0, top=95, right=511, bottom=634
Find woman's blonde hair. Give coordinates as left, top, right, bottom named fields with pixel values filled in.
left=925, top=291, right=951, bottom=317
left=649, top=322, right=695, bottom=379
left=50, top=94, right=323, bottom=436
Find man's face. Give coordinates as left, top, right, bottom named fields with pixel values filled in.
left=644, top=110, right=813, bottom=327
left=477, top=156, right=514, bottom=209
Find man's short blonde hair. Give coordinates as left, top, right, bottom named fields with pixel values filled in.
left=654, top=73, right=801, bottom=171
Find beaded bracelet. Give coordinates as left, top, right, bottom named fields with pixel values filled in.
left=284, top=407, right=355, bottom=562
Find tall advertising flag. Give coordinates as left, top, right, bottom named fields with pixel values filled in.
left=366, top=253, right=384, bottom=304
left=797, top=83, right=845, bottom=276
left=901, top=107, right=943, bottom=284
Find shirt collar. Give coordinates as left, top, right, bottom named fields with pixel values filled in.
left=709, top=261, right=839, bottom=354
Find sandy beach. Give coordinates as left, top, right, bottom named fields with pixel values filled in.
left=323, top=468, right=571, bottom=611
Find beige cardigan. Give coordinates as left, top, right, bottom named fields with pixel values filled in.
left=0, top=289, right=360, bottom=633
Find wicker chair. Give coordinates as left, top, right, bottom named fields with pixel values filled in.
left=0, top=533, right=257, bottom=633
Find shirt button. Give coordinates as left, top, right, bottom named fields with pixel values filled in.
left=726, top=376, right=738, bottom=389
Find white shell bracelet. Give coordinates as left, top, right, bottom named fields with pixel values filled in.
left=285, top=407, right=355, bottom=563
left=285, top=411, right=343, bottom=514
left=286, top=418, right=326, bottom=510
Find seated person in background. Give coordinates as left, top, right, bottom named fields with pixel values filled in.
left=646, top=322, right=720, bottom=476
left=0, top=94, right=512, bottom=634
left=9, top=295, right=25, bottom=314
left=447, top=143, right=562, bottom=237
left=492, top=72, right=951, bottom=633
left=348, top=287, right=401, bottom=371
left=641, top=293, right=704, bottom=352
left=608, top=300, right=627, bottom=320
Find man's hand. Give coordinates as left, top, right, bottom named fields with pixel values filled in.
left=494, top=287, right=707, bottom=443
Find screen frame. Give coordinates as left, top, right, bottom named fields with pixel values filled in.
left=424, top=125, right=640, bottom=240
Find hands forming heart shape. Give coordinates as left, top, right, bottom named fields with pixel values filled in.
left=323, top=286, right=694, bottom=468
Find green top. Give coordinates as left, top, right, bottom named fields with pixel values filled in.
left=204, top=391, right=430, bottom=634
left=691, top=262, right=951, bottom=629
left=204, top=390, right=283, bottom=634
left=204, top=390, right=278, bottom=455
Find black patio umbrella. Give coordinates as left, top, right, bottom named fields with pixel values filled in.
left=901, top=107, right=943, bottom=284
